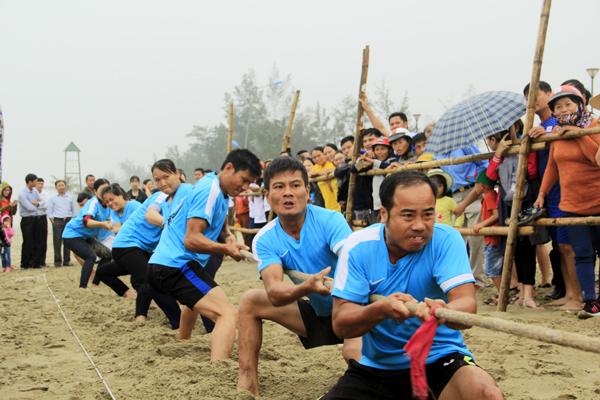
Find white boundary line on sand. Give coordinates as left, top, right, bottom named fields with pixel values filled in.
left=43, top=273, right=117, bottom=400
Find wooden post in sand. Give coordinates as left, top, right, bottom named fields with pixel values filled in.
left=227, top=102, right=234, bottom=153
left=498, top=0, right=552, bottom=312
left=281, top=90, right=301, bottom=153
left=345, top=45, right=370, bottom=223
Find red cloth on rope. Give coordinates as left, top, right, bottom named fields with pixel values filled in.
left=403, top=304, right=441, bottom=400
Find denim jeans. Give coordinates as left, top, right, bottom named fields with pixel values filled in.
left=565, top=223, right=600, bottom=301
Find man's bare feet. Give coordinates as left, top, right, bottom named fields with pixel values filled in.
left=559, top=300, right=583, bottom=311
left=546, top=296, right=569, bottom=306
left=123, top=289, right=137, bottom=300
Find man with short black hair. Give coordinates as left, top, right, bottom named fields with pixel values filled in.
left=47, top=180, right=75, bottom=266
left=237, top=157, right=359, bottom=397
left=296, top=149, right=310, bottom=161
left=126, top=175, right=147, bottom=203
left=82, top=174, right=95, bottom=196
left=18, top=173, right=41, bottom=268
left=147, top=149, right=261, bottom=360
left=193, top=167, right=205, bottom=182
left=359, top=95, right=409, bottom=136
left=324, top=171, right=502, bottom=400
left=34, top=177, right=50, bottom=267
left=340, top=135, right=355, bottom=159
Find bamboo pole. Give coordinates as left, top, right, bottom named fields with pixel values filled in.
left=238, top=249, right=600, bottom=355
left=498, top=0, right=552, bottom=312
left=456, top=226, right=534, bottom=236
left=344, top=45, right=370, bottom=223
left=227, top=102, right=234, bottom=153
left=281, top=90, right=301, bottom=153
left=531, top=216, right=600, bottom=226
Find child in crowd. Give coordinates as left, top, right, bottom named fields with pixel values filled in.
left=487, top=119, right=540, bottom=309
left=427, top=169, right=464, bottom=228
left=1, top=215, right=14, bottom=272
left=473, top=172, right=503, bottom=299
left=412, top=133, right=434, bottom=162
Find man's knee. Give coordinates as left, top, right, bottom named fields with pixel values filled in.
left=476, top=383, right=503, bottom=400
left=239, top=289, right=268, bottom=316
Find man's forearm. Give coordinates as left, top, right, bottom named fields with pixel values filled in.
left=333, top=300, right=389, bottom=339
left=265, top=281, right=312, bottom=307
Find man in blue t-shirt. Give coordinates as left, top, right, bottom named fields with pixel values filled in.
left=323, top=172, right=502, bottom=400
left=147, top=149, right=261, bottom=361
left=236, top=157, right=358, bottom=397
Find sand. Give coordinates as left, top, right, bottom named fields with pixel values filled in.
left=1, top=233, right=600, bottom=399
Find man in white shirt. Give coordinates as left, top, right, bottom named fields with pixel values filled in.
left=47, top=179, right=75, bottom=267
left=35, top=177, right=50, bottom=267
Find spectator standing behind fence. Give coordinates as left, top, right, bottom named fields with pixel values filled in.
left=47, top=180, right=75, bottom=267
left=309, top=146, right=340, bottom=211
left=126, top=175, right=147, bottom=203
left=439, top=145, right=488, bottom=287
left=487, top=119, right=540, bottom=309
left=413, top=133, right=434, bottom=162
left=534, top=85, right=600, bottom=319
left=18, top=174, right=41, bottom=268
left=35, top=178, right=49, bottom=267
left=427, top=169, right=464, bottom=228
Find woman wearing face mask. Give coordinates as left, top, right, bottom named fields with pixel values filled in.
left=534, top=85, right=600, bottom=319
left=62, top=178, right=112, bottom=288
left=95, top=160, right=188, bottom=328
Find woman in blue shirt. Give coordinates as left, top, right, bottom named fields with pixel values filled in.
left=62, top=178, right=112, bottom=288
left=94, top=160, right=185, bottom=329
left=101, top=183, right=141, bottom=235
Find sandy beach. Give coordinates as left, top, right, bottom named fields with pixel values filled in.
left=1, top=233, right=599, bottom=400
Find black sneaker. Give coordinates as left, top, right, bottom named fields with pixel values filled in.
left=577, top=299, right=600, bottom=319
left=518, top=207, right=545, bottom=226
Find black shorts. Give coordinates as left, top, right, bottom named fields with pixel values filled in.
left=297, top=299, right=343, bottom=349
left=147, top=261, right=218, bottom=309
left=322, top=352, right=477, bottom=400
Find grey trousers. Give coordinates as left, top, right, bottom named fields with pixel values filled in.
left=453, top=187, right=485, bottom=284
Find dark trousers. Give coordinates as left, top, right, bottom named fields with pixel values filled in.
left=52, top=218, right=71, bottom=265
left=33, top=215, right=48, bottom=266
left=20, top=216, right=36, bottom=268
left=566, top=224, right=600, bottom=301
left=200, top=253, right=224, bottom=333
left=514, top=236, right=537, bottom=286
left=549, top=240, right=565, bottom=295
left=95, top=247, right=181, bottom=328
left=63, top=237, right=96, bottom=288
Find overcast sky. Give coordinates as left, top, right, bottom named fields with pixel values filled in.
left=1, top=0, right=599, bottom=193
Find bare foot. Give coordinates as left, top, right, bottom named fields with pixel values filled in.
left=123, top=289, right=137, bottom=300
left=559, top=300, right=583, bottom=311
left=547, top=296, right=570, bottom=306
left=135, top=315, right=147, bottom=324
left=522, top=298, right=542, bottom=310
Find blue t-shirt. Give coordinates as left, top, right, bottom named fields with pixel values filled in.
left=537, top=116, right=561, bottom=207
left=253, top=205, right=351, bottom=317
left=150, top=173, right=229, bottom=268
left=438, top=146, right=488, bottom=192
left=113, top=192, right=168, bottom=252
left=62, top=197, right=112, bottom=239
left=333, top=223, right=475, bottom=370
left=110, top=201, right=141, bottom=226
